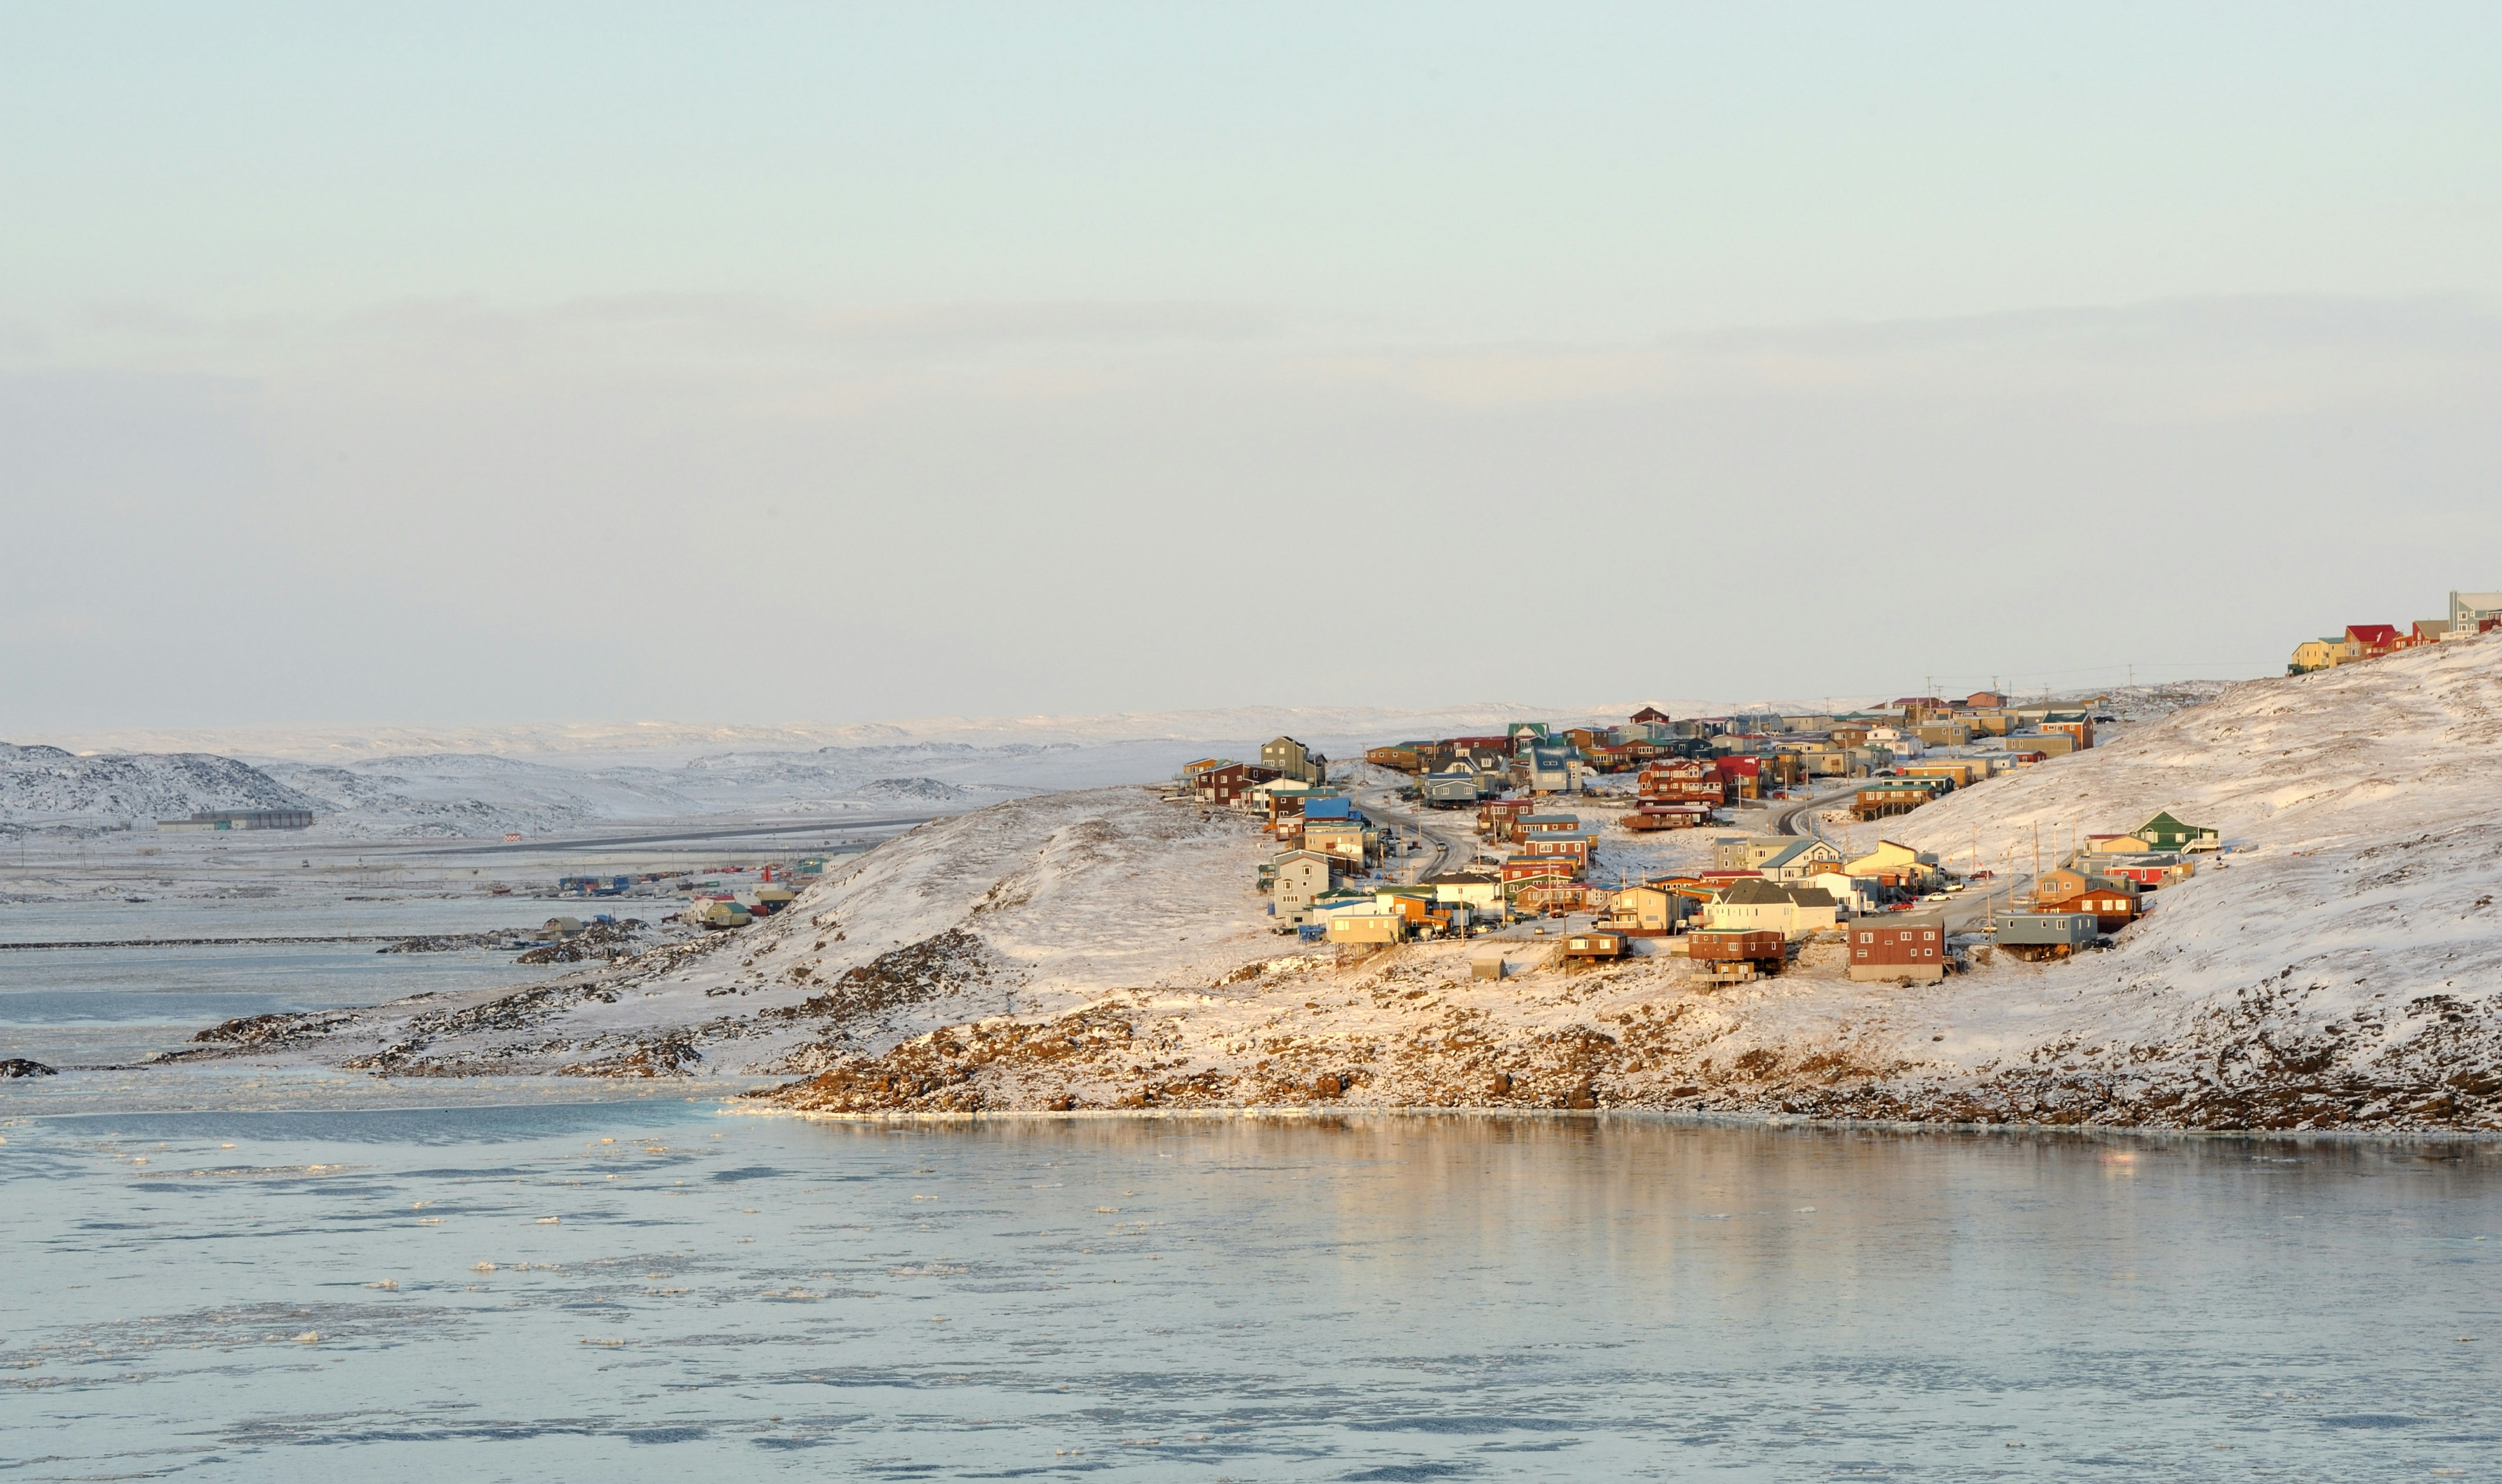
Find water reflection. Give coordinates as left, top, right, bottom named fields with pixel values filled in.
left=2, top=1103, right=2495, bottom=1479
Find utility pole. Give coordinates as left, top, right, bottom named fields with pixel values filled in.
left=2033, top=820, right=2042, bottom=882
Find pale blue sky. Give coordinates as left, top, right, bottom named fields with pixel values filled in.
left=4, top=4, right=2499, bottom=727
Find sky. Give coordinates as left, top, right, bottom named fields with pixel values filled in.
left=4, top=3, right=2500, bottom=731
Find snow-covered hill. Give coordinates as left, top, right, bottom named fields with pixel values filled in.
left=156, top=648, right=2502, bottom=1128
left=0, top=743, right=325, bottom=831
left=1862, top=631, right=2502, bottom=1124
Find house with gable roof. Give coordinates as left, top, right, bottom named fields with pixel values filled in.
left=2135, top=810, right=2219, bottom=853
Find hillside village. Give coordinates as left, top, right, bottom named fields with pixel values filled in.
left=2287, top=588, right=2502, bottom=672
left=146, top=597, right=2502, bottom=1132
left=1180, top=690, right=2190, bottom=983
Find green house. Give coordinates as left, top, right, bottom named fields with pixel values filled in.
left=2136, top=810, right=2219, bottom=853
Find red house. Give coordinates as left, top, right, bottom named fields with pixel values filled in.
left=2345, top=624, right=2405, bottom=660
left=1847, top=916, right=1949, bottom=981
left=1516, top=833, right=1594, bottom=871
left=1500, top=858, right=1578, bottom=889
left=1193, top=763, right=1280, bottom=806
left=1639, top=762, right=1726, bottom=805
left=2034, top=885, right=2139, bottom=932
left=1714, top=755, right=1764, bottom=798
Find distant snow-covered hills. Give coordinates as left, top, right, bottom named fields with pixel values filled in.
left=21, top=697, right=1875, bottom=766
left=0, top=743, right=324, bottom=829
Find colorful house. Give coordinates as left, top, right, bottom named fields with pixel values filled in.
left=2344, top=624, right=2406, bottom=660
left=2288, top=637, right=2345, bottom=674
left=2135, top=811, right=2219, bottom=853
left=1848, top=914, right=1949, bottom=981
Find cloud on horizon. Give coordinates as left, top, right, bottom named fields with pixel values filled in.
left=4, top=290, right=2497, bottom=730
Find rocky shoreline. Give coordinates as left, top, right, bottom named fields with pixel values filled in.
left=742, top=959, right=2502, bottom=1133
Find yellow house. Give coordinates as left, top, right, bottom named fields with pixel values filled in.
left=2289, top=637, right=2345, bottom=673
left=1605, top=885, right=1686, bottom=934
left=1326, top=912, right=1406, bottom=946
left=1302, top=820, right=1370, bottom=865
left=2085, top=833, right=2153, bottom=854
left=1845, top=839, right=1942, bottom=890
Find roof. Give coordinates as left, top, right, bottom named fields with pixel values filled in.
left=1720, top=878, right=1794, bottom=905
left=1303, top=798, right=1358, bottom=820
left=2346, top=623, right=2401, bottom=644
left=1785, top=886, right=1838, bottom=908
left=1421, top=872, right=1500, bottom=886
left=1755, top=840, right=1829, bottom=869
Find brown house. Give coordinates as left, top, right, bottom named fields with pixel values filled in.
left=1847, top=913, right=1949, bottom=981
left=1687, top=929, right=1786, bottom=972
left=1194, top=762, right=1280, bottom=806
left=1560, top=930, right=1627, bottom=962
left=2034, top=885, right=2138, bottom=933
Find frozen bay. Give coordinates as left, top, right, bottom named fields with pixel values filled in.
left=4, top=1094, right=2498, bottom=1480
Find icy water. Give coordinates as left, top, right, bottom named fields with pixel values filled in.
left=0, top=897, right=585, bottom=1066
left=2, top=1095, right=2497, bottom=1483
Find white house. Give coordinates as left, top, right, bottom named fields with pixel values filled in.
left=1754, top=838, right=1844, bottom=882
left=1270, top=850, right=1342, bottom=922
left=1702, top=879, right=1839, bottom=936
left=1802, top=870, right=1881, bottom=915
left=1421, top=870, right=1505, bottom=915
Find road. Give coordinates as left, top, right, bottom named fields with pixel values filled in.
left=1347, top=768, right=1466, bottom=880
left=1771, top=785, right=1856, bottom=841
left=377, top=813, right=945, bottom=858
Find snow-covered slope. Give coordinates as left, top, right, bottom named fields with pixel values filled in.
left=0, top=743, right=324, bottom=831
left=162, top=648, right=2502, bottom=1128
left=1858, top=631, right=2502, bottom=1123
